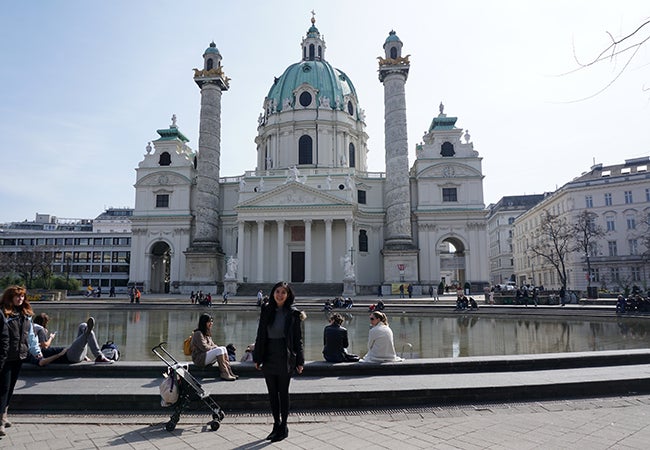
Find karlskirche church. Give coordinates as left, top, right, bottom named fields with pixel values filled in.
left=129, top=17, right=489, bottom=296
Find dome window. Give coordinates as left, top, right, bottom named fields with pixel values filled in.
left=441, top=142, right=455, bottom=157
left=298, top=135, right=313, bottom=164
left=309, top=44, right=315, bottom=61
left=347, top=101, right=354, bottom=116
left=206, top=58, right=214, bottom=70
left=349, top=143, right=356, bottom=168
left=390, top=47, right=398, bottom=59
left=299, top=91, right=312, bottom=107
left=159, top=152, right=172, bottom=166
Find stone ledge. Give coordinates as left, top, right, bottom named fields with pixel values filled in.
left=21, top=349, right=650, bottom=378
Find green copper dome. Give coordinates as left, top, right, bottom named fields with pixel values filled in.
left=266, top=61, right=358, bottom=113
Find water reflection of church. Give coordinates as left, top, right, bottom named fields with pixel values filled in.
left=129, top=17, right=489, bottom=295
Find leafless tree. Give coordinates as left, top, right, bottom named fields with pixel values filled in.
left=527, top=210, right=573, bottom=289
left=572, top=210, right=606, bottom=288
left=12, top=247, right=55, bottom=288
left=568, top=18, right=650, bottom=99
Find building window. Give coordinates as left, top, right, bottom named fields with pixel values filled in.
left=298, top=135, right=313, bottom=164
left=625, top=190, right=633, bottom=204
left=646, top=188, right=650, bottom=202
left=608, top=240, right=618, bottom=256
left=611, top=267, right=620, bottom=281
left=604, top=192, right=612, bottom=206
left=589, top=268, right=599, bottom=283
left=299, top=91, right=312, bottom=107
left=440, top=142, right=455, bottom=157
left=442, top=187, right=457, bottom=202
left=629, top=239, right=638, bottom=255
left=390, top=47, right=397, bottom=59
left=585, top=195, right=593, bottom=208
left=357, top=190, right=366, bottom=204
left=508, top=217, right=515, bottom=225
left=588, top=242, right=598, bottom=257
left=606, top=217, right=615, bottom=231
left=632, top=267, right=641, bottom=282
left=358, top=230, right=368, bottom=252
left=626, top=216, right=636, bottom=230
left=156, top=194, right=169, bottom=208
left=159, top=152, right=171, bottom=166
left=349, top=143, right=355, bottom=168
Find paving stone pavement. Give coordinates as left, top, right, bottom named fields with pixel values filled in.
left=3, top=395, right=650, bottom=449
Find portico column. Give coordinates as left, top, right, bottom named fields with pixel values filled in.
left=256, top=220, right=264, bottom=282
left=325, top=219, right=333, bottom=282
left=304, top=219, right=312, bottom=283
left=276, top=220, right=285, bottom=281
left=345, top=218, right=354, bottom=258
left=237, top=221, right=245, bottom=282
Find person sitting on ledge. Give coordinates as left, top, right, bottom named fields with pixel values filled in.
left=468, top=297, right=479, bottom=310
left=322, top=313, right=358, bottom=363
left=30, top=317, right=114, bottom=365
left=359, top=312, right=403, bottom=363
left=191, top=313, right=236, bottom=381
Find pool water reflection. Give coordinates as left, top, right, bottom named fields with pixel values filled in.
left=39, top=309, right=650, bottom=362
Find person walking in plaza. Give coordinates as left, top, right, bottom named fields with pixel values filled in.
left=190, top=313, right=236, bottom=381
left=359, top=311, right=403, bottom=363
left=0, top=286, right=44, bottom=436
left=398, top=284, right=404, bottom=298
left=253, top=281, right=305, bottom=443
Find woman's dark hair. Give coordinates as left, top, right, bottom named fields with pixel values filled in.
left=197, top=313, right=213, bottom=336
left=34, top=312, right=50, bottom=328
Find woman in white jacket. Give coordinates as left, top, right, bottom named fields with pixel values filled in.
left=359, top=312, right=403, bottom=363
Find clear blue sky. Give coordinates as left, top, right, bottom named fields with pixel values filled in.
left=1, top=1, right=648, bottom=223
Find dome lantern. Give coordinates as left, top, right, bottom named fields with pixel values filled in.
left=301, top=12, right=326, bottom=61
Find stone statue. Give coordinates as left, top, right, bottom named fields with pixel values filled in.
left=171, top=114, right=177, bottom=127
left=282, top=97, right=292, bottom=110
left=325, top=174, right=332, bottom=189
left=464, top=129, right=471, bottom=143
left=226, top=256, right=238, bottom=278
left=258, top=177, right=264, bottom=192
left=146, top=142, right=152, bottom=154
left=287, top=165, right=300, bottom=182
left=345, top=174, right=354, bottom=190
left=239, top=178, right=246, bottom=191
left=320, top=96, right=330, bottom=108
left=341, top=254, right=354, bottom=279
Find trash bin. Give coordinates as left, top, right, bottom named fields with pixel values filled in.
left=587, top=286, right=598, bottom=299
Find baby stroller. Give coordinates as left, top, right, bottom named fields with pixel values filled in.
left=152, top=342, right=225, bottom=432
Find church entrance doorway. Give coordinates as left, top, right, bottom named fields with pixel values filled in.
left=291, top=251, right=305, bottom=283
left=439, top=238, right=466, bottom=291
left=150, top=241, right=171, bottom=294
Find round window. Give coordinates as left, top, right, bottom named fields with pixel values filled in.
left=299, top=92, right=312, bottom=107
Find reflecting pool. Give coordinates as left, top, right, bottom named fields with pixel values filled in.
left=38, top=309, right=650, bottom=362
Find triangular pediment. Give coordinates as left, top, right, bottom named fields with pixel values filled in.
left=236, top=182, right=352, bottom=209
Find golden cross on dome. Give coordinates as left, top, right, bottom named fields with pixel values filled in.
left=311, top=10, right=316, bottom=24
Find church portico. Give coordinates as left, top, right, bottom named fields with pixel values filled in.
left=232, top=214, right=355, bottom=285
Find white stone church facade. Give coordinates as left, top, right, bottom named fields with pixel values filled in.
left=129, top=18, right=489, bottom=295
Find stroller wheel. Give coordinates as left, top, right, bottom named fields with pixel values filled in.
left=210, top=420, right=220, bottom=431
left=165, top=420, right=177, bottom=432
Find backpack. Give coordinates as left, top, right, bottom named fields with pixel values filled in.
left=101, top=341, right=120, bottom=361
left=183, top=335, right=192, bottom=356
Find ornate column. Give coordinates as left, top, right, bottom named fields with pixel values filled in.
left=345, top=218, right=354, bottom=256
left=184, top=43, right=230, bottom=292
left=256, top=220, right=265, bottom=283
left=378, top=31, right=419, bottom=284
left=276, top=220, right=285, bottom=281
left=325, top=219, right=333, bottom=282
left=304, top=219, right=312, bottom=283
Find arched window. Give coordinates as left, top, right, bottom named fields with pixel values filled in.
left=359, top=230, right=368, bottom=252
left=309, top=44, right=315, bottom=60
left=318, top=46, right=322, bottom=59
left=390, top=47, right=397, bottom=59
left=206, top=58, right=213, bottom=70
left=348, top=143, right=355, bottom=168
left=298, top=135, right=313, bottom=164
left=159, top=152, right=171, bottom=166
left=441, top=141, right=455, bottom=157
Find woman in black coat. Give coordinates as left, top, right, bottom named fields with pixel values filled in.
left=323, top=313, right=351, bottom=362
left=253, top=281, right=305, bottom=443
